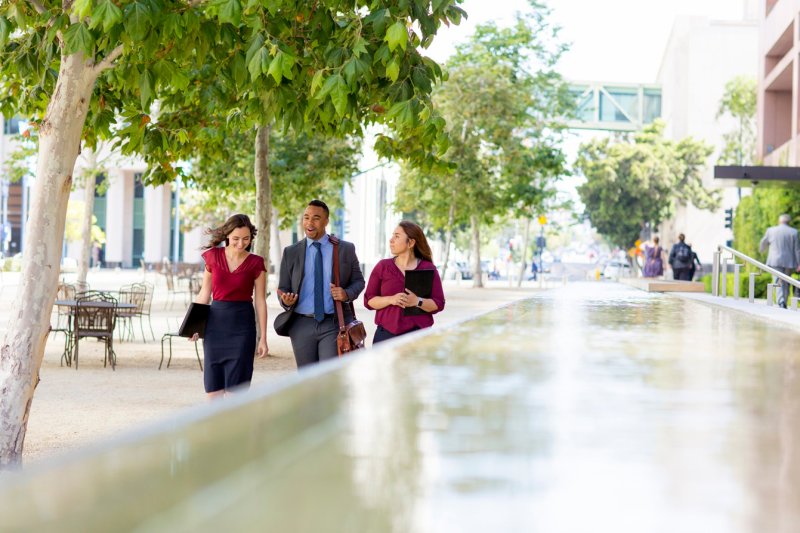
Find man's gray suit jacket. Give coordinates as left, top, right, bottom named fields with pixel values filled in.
left=274, top=236, right=365, bottom=334
left=760, top=224, right=800, bottom=269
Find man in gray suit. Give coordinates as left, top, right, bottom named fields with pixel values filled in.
left=274, top=199, right=365, bottom=367
left=759, top=214, right=800, bottom=308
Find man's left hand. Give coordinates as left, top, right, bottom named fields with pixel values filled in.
left=330, top=283, right=348, bottom=302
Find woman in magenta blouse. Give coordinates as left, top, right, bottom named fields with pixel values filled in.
left=364, top=221, right=445, bottom=344
left=193, top=214, right=268, bottom=398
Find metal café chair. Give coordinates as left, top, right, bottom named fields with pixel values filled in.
left=117, top=284, right=147, bottom=342
left=73, top=291, right=118, bottom=370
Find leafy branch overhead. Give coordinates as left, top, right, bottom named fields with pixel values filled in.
left=0, top=0, right=467, bottom=184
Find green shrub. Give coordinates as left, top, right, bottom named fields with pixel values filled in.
left=701, top=270, right=798, bottom=299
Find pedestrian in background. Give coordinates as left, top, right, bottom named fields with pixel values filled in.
left=192, top=214, right=268, bottom=399
left=668, top=234, right=694, bottom=281
left=642, top=236, right=664, bottom=278
left=364, top=221, right=445, bottom=344
left=759, top=214, right=800, bottom=308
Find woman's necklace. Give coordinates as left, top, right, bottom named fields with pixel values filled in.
left=395, top=255, right=418, bottom=274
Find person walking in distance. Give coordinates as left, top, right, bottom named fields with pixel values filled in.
left=760, top=214, right=800, bottom=308
left=192, top=214, right=268, bottom=399
left=274, top=200, right=365, bottom=368
left=668, top=234, right=694, bottom=281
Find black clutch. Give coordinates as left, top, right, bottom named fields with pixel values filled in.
left=178, top=303, right=211, bottom=338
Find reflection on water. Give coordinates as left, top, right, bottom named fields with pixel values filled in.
left=346, top=283, right=800, bottom=532
left=1, top=283, right=799, bottom=532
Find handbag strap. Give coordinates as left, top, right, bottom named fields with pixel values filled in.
left=330, top=235, right=347, bottom=332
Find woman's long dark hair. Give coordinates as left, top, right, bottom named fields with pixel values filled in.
left=398, top=220, right=433, bottom=262
left=203, top=214, right=257, bottom=251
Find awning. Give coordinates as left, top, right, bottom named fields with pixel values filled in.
left=714, top=166, right=800, bottom=187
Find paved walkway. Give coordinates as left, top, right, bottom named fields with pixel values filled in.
left=4, top=281, right=800, bottom=531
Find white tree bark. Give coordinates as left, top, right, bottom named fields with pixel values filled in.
left=253, top=125, right=272, bottom=277
left=0, top=53, right=98, bottom=467
left=517, top=217, right=532, bottom=288
left=470, top=214, right=483, bottom=288
left=76, top=150, right=98, bottom=286
left=270, top=206, right=282, bottom=281
left=440, top=192, right=456, bottom=281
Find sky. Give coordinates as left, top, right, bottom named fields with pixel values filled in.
left=426, top=0, right=753, bottom=83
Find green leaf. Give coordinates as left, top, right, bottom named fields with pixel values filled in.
left=386, top=58, right=400, bottom=82
left=385, top=21, right=407, bottom=52
left=432, top=0, right=450, bottom=12
left=215, top=0, right=241, bottom=26
left=310, top=70, right=324, bottom=96
left=248, top=47, right=269, bottom=81
left=90, top=0, right=123, bottom=32
left=139, top=68, right=155, bottom=109
left=352, top=37, right=368, bottom=57
left=72, top=0, right=94, bottom=20
left=64, top=23, right=94, bottom=56
left=0, top=17, right=9, bottom=48
left=330, top=76, right=349, bottom=117
left=231, top=53, right=247, bottom=88
left=281, top=52, right=295, bottom=80
left=123, top=2, right=151, bottom=41
left=316, top=74, right=339, bottom=100
left=267, top=51, right=284, bottom=83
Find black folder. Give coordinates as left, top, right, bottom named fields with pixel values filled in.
left=178, top=303, right=211, bottom=338
left=403, top=269, right=435, bottom=316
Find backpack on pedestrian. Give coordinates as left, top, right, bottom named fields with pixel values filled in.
left=675, top=242, right=692, bottom=263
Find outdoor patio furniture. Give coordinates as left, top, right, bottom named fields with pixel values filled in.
left=160, top=333, right=203, bottom=371
left=117, top=284, right=148, bottom=342
left=72, top=291, right=118, bottom=370
left=163, top=269, right=191, bottom=310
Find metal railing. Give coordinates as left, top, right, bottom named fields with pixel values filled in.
left=712, top=245, right=800, bottom=307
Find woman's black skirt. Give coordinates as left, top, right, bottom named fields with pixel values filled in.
left=203, top=300, right=256, bottom=393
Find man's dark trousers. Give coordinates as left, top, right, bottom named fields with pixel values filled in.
left=672, top=268, right=692, bottom=281
left=289, top=315, right=339, bottom=367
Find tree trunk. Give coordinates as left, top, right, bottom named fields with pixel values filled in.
left=253, top=125, right=272, bottom=349
left=270, top=207, right=282, bottom=280
left=0, top=54, right=96, bottom=468
left=517, top=217, right=532, bottom=287
left=76, top=152, right=98, bottom=286
left=440, top=192, right=456, bottom=280
left=470, top=214, right=483, bottom=288
left=254, top=124, right=272, bottom=277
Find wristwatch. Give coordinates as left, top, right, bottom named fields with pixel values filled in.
left=417, top=298, right=424, bottom=307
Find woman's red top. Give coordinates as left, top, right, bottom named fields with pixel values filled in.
left=363, top=258, right=445, bottom=335
left=201, top=247, right=266, bottom=302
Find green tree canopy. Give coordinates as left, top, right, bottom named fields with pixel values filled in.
left=395, top=1, right=571, bottom=285
left=576, top=120, right=719, bottom=248
left=181, top=129, right=361, bottom=230
left=717, top=75, right=757, bottom=166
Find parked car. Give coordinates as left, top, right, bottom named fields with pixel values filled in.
left=440, top=261, right=473, bottom=280
left=602, top=260, right=631, bottom=280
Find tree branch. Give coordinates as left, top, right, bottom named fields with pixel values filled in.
left=27, top=0, right=47, bottom=15
left=93, top=45, right=124, bottom=75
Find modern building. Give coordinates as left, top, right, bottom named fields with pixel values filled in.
left=758, top=0, right=800, bottom=165
left=657, top=10, right=759, bottom=262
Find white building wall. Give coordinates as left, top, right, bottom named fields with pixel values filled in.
left=143, top=185, right=172, bottom=264
left=103, top=169, right=131, bottom=267
left=343, top=163, right=399, bottom=279
left=657, top=16, right=758, bottom=264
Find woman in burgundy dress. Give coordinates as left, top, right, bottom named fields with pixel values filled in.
left=364, top=221, right=445, bottom=344
left=193, top=214, right=268, bottom=398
